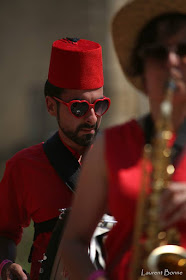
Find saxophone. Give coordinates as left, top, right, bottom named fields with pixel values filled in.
left=130, top=78, right=186, bottom=280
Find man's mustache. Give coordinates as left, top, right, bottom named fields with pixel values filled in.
left=77, top=123, right=97, bottom=131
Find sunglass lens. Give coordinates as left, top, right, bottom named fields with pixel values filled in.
left=177, top=43, right=186, bottom=57
left=95, top=99, right=109, bottom=116
left=71, top=102, right=89, bottom=117
left=145, top=45, right=168, bottom=60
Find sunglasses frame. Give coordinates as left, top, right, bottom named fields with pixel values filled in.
left=53, top=96, right=111, bottom=118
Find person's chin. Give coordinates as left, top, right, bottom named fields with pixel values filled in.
left=77, top=135, right=95, bottom=146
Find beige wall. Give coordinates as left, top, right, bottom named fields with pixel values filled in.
left=0, top=0, right=149, bottom=175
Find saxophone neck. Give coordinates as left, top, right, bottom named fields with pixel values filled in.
left=161, top=78, right=176, bottom=118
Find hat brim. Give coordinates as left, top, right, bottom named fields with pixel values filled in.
left=112, top=0, right=186, bottom=92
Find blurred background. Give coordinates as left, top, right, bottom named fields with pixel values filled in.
left=0, top=0, right=149, bottom=272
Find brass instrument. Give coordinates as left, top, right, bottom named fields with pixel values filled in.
left=130, top=79, right=186, bottom=280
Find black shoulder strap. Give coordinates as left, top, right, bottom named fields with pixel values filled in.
left=28, top=132, right=81, bottom=263
left=43, top=131, right=81, bottom=192
left=28, top=217, right=59, bottom=263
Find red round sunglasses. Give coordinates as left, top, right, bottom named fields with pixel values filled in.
left=53, top=96, right=111, bottom=118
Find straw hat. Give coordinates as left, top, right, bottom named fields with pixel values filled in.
left=112, top=0, right=186, bottom=92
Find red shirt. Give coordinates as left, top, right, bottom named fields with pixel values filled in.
left=104, top=119, right=186, bottom=280
left=0, top=140, right=75, bottom=279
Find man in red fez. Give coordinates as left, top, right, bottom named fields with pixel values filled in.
left=0, top=37, right=110, bottom=280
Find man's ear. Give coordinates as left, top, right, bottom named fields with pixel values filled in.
left=45, top=96, right=57, bottom=116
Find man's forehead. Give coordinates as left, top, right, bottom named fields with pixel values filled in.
left=61, top=87, right=103, bottom=100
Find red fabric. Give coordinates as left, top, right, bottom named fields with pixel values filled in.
left=104, top=119, right=186, bottom=280
left=48, top=38, right=104, bottom=89
left=0, top=142, right=73, bottom=280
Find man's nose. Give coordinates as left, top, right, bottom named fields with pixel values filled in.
left=85, top=108, right=98, bottom=125
left=167, top=51, right=181, bottom=68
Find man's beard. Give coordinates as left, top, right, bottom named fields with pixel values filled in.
left=57, top=116, right=98, bottom=146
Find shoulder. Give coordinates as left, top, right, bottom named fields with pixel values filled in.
left=103, top=119, right=145, bottom=166
left=104, top=119, right=143, bottom=145
left=6, top=142, right=45, bottom=168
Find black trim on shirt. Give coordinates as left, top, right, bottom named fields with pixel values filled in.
left=28, top=131, right=80, bottom=262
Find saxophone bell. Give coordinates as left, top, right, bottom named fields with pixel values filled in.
left=147, top=245, right=186, bottom=280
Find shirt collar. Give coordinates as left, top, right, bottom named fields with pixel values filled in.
left=58, top=132, right=81, bottom=161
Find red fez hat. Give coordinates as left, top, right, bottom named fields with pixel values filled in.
left=48, top=38, right=104, bottom=89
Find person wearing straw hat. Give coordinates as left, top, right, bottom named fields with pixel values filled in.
left=60, top=1, right=186, bottom=280
left=0, top=37, right=110, bottom=280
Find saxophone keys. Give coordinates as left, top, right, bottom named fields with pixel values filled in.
left=163, top=148, right=171, bottom=158
left=152, top=179, right=164, bottom=191
left=161, top=129, right=173, bottom=140
left=158, top=231, right=167, bottom=240
left=166, top=164, right=175, bottom=175
left=178, top=258, right=186, bottom=267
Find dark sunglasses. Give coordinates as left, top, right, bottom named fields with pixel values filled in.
left=53, top=96, right=111, bottom=118
left=138, top=43, right=186, bottom=61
